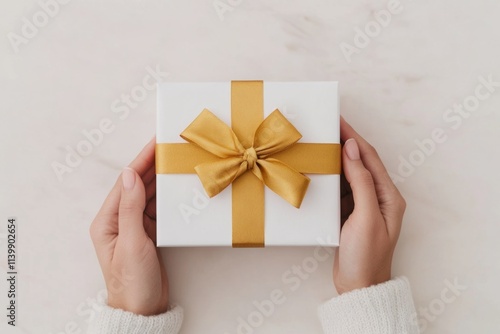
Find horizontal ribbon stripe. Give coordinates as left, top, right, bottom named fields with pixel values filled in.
left=269, top=143, right=342, bottom=174
left=156, top=143, right=220, bottom=174
left=156, top=142, right=342, bottom=175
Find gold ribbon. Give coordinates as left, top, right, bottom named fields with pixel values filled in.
left=156, top=81, right=341, bottom=247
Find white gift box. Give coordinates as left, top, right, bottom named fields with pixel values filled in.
left=156, top=81, right=340, bottom=247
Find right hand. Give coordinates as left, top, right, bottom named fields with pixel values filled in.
left=334, top=116, right=407, bottom=294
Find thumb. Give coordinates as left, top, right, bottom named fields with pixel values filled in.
left=118, top=167, right=146, bottom=237
left=342, top=139, right=380, bottom=220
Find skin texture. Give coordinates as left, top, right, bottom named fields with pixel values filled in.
left=89, top=116, right=406, bottom=315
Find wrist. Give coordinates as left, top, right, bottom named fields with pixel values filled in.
left=107, top=295, right=169, bottom=316
left=334, top=272, right=391, bottom=295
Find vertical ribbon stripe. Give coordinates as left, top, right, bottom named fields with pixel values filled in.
left=231, top=81, right=265, bottom=247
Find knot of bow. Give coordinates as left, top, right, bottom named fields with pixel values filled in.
left=180, top=109, right=310, bottom=208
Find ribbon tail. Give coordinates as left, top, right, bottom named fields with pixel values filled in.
left=256, top=158, right=310, bottom=208
left=195, top=157, right=246, bottom=197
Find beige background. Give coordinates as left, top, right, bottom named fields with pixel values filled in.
left=1, top=0, right=499, bottom=333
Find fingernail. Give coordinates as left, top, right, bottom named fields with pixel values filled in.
left=345, top=138, right=360, bottom=161
left=122, top=167, right=136, bottom=190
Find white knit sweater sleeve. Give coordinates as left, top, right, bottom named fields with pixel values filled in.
left=318, top=277, right=420, bottom=334
left=86, top=304, right=183, bottom=334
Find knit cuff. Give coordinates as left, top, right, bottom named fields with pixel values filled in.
left=318, top=277, right=419, bottom=334
left=87, top=304, right=183, bottom=334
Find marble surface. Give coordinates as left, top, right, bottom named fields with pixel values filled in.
left=1, top=0, right=499, bottom=333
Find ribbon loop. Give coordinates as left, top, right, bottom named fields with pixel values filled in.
left=254, top=109, right=302, bottom=157
left=180, top=109, right=245, bottom=158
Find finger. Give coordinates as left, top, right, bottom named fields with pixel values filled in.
left=342, top=138, right=382, bottom=224
left=341, top=117, right=406, bottom=239
left=128, top=136, right=156, bottom=178
left=340, top=116, right=392, bottom=183
left=340, top=116, right=399, bottom=203
left=118, top=167, right=147, bottom=238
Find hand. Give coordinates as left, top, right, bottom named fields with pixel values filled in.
left=89, top=138, right=169, bottom=316
left=334, top=117, right=406, bottom=294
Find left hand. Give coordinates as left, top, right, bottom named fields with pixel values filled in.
left=89, top=138, right=169, bottom=316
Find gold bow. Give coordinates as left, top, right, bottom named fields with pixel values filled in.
left=180, top=108, right=310, bottom=208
